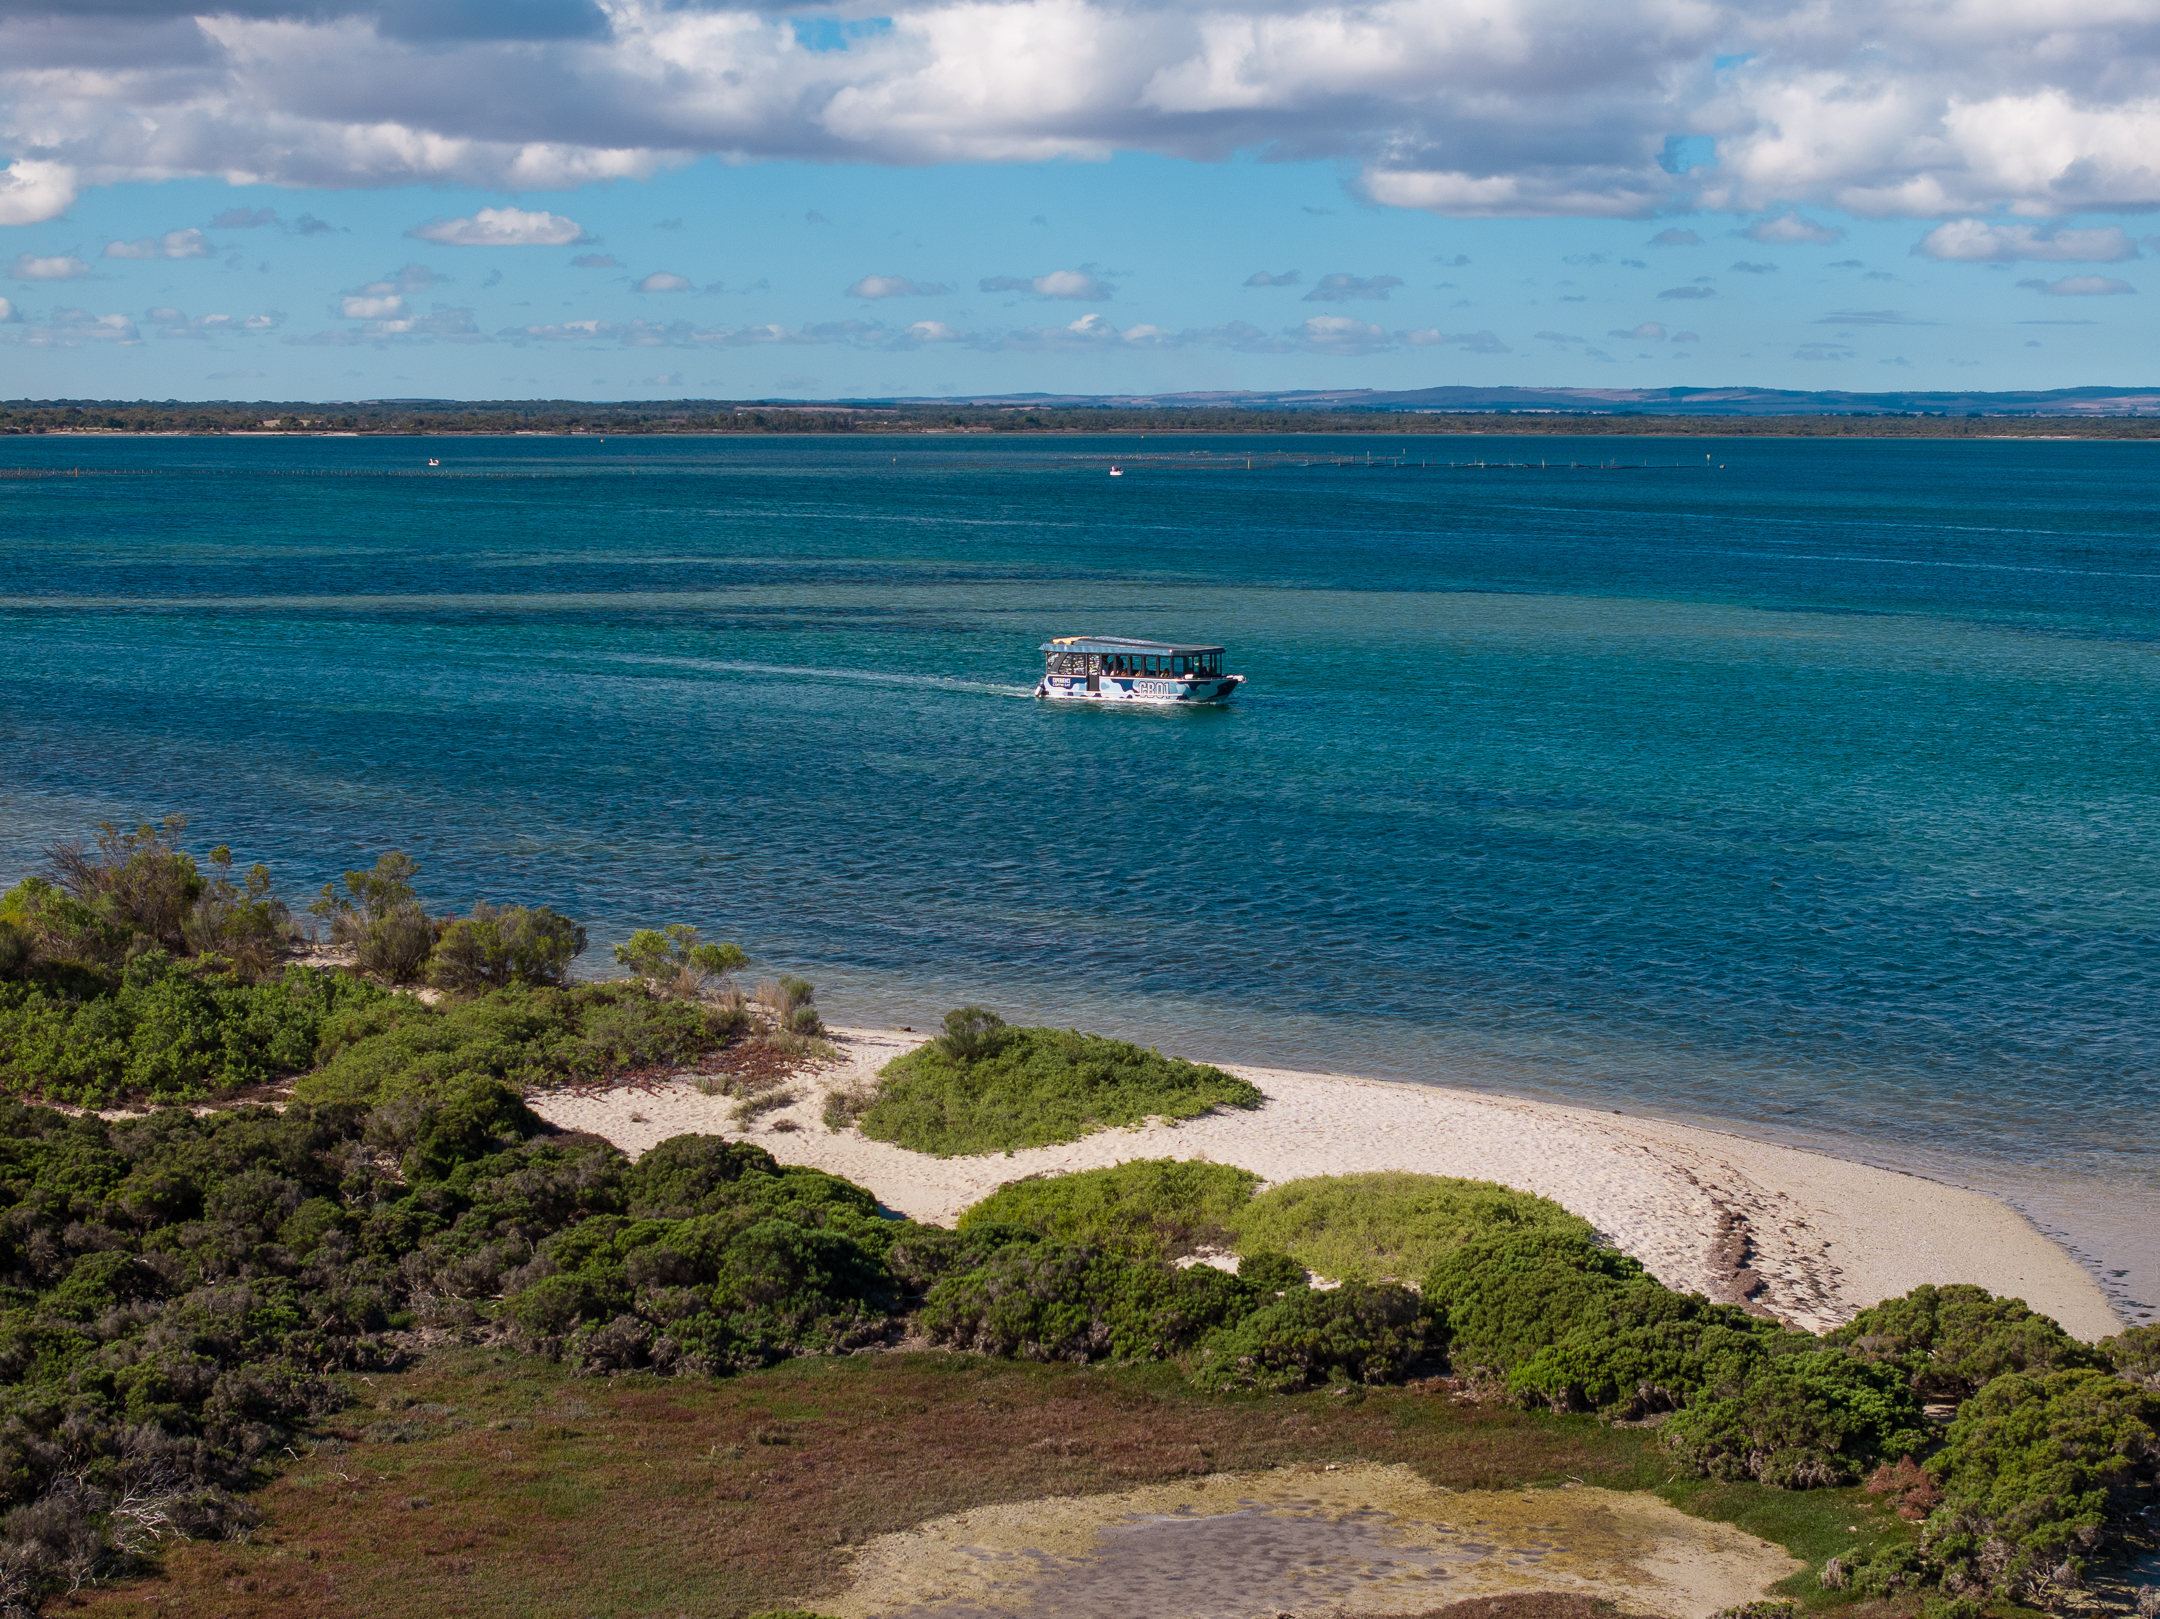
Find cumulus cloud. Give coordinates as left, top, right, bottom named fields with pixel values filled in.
left=294, top=305, right=484, bottom=343
left=1814, top=309, right=1933, bottom=323
left=340, top=293, right=405, bottom=319
left=1609, top=321, right=1668, bottom=339
left=2018, top=275, right=2135, bottom=295
left=408, top=207, right=589, bottom=247
left=1304, top=273, right=1403, bottom=302
left=636, top=270, right=693, bottom=291
left=1744, top=215, right=1844, bottom=245
left=146, top=306, right=279, bottom=338
left=104, top=228, right=213, bottom=260
left=1401, top=327, right=1509, bottom=352
left=10, top=253, right=92, bottom=282
left=1657, top=285, right=1715, bottom=299
left=2, top=307, right=139, bottom=347
left=980, top=269, right=1113, bottom=300
left=1915, top=222, right=2139, bottom=263
left=847, top=274, right=953, bottom=298
left=7, top=0, right=2160, bottom=223
left=1245, top=270, right=1300, bottom=286
left=0, top=297, right=14, bottom=323
left=0, top=161, right=76, bottom=227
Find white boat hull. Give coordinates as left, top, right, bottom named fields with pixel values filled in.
left=1035, top=673, right=1244, bottom=705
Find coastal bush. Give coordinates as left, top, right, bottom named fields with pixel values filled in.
left=299, top=981, right=742, bottom=1111
left=1188, top=1281, right=1436, bottom=1394
left=1919, top=1367, right=2160, bottom=1602
left=8, top=819, right=300, bottom=978
left=956, top=1160, right=1260, bottom=1261
left=919, top=1241, right=1262, bottom=1363
left=1232, top=1173, right=1590, bottom=1285
left=934, top=1005, right=1010, bottom=1063
left=0, top=955, right=387, bottom=1106
left=2102, top=1324, right=2160, bottom=1391
left=613, top=925, right=748, bottom=998
left=431, top=903, right=588, bottom=993
left=859, top=1021, right=1262, bottom=1155
left=1829, top=1284, right=2106, bottom=1400
left=1660, top=1347, right=1931, bottom=1487
left=309, top=852, right=439, bottom=983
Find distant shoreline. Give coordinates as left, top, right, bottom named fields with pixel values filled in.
left=8, top=419, right=2160, bottom=442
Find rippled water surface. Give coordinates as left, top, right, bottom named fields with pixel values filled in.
left=2, top=432, right=2154, bottom=1313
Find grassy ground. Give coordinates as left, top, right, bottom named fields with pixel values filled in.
left=70, top=1350, right=1922, bottom=1619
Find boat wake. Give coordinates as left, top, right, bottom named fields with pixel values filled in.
left=603, top=652, right=1037, bottom=698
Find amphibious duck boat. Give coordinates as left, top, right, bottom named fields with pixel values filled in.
left=1035, top=636, right=1245, bottom=705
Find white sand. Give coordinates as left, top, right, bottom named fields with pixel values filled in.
left=530, top=1024, right=2122, bottom=1341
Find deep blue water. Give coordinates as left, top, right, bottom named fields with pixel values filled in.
left=2, top=431, right=2154, bottom=1313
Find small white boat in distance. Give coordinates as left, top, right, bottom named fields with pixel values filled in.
left=1035, top=636, right=1245, bottom=705
left=1108, top=465, right=1123, bottom=476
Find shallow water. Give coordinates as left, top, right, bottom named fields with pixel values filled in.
left=1, top=432, right=2154, bottom=1318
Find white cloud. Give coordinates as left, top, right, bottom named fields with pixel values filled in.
left=847, top=274, right=954, bottom=298
left=340, top=294, right=406, bottom=319
left=146, top=306, right=279, bottom=338
left=1914, top=222, right=2139, bottom=263
left=0, top=161, right=75, bottom=227
left=1245, top=270, right=1300, bottom=286
left=2018, top=274, right=2135, bottom=295
left=1303, top=273, right=1403, bottom=302
left=408, top=207, right=589, bottom=246
left=7, top=0, right=2160, bottom=222
left=103, top=228, right=213, bottom=261
left=1744, top=215, right=1844, bottom=245
left=981, top=269, right=1115, bottom=300
left=636, top=271, right=694, bottom=292
left=2, top=307, right=140, bottom=347
left=1400, top=327, right=1509, bottom=352
left=1610, top=321, right=1668, bottom=340
left=0, top=297, right=14, bottom=323
left=10, top=254, right=92, bottom=282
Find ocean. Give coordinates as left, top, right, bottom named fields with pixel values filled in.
left=2, top=429, right=2153, bottom=1321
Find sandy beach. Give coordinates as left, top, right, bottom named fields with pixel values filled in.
left=531, top=1024, right=2124, bottom=1342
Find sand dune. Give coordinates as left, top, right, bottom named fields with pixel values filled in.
left=529, top=1024, right=2122, bottom=1341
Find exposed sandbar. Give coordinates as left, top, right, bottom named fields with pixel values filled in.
left=529, top=1025, right=2121, bottom=1340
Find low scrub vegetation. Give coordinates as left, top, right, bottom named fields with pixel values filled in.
left=856, top=1009, right=1262, bottom=1155
left=1230, top=1171, right=1590, bottom=1284
left=955, top=1159, right=1259, bottom=1261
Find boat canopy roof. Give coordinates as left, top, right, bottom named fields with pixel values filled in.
left=1040, top=636, right=1225, bottom=656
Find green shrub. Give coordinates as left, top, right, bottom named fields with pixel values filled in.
left=920, top=1243, right=1262, bottom=1364
left=431, top=903, right=588, bottom=993
left=1829, top=1283, right=2105, bottom=1399
left=0, top=917, right=32, bottom=981
left=956, top=1159, right=1259, bottom=1261
left=2100, top=1324, right=2160, bottom=1392
left=0, top=956, right=387, bottom=1106
left=299, top=981, right=740, bottom=1109
left=934, top=1005, right=1009, bottom=1063
left=1661, top=1347, right=1931, bottom=1487
left=310, top=852, right=440, bottom=982
left=860, top=1025, right=1262, bottom=1155
left=1188, top=1282, right=1435, bottom=1394
left=613, top=925, right=748, bottom=998
left=1920, top=1367, right=2160, bottom=1602
left=1232, top=1172, right=1589, bottom=1284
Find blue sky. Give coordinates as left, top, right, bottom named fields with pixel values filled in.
left=2, top=0, right=2156, bottom=401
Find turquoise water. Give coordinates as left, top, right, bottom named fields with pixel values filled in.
left=2, top=432, right=2154, bottom=1316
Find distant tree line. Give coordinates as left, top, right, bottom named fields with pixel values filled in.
left=3, top=400, right=2159, bottom=439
